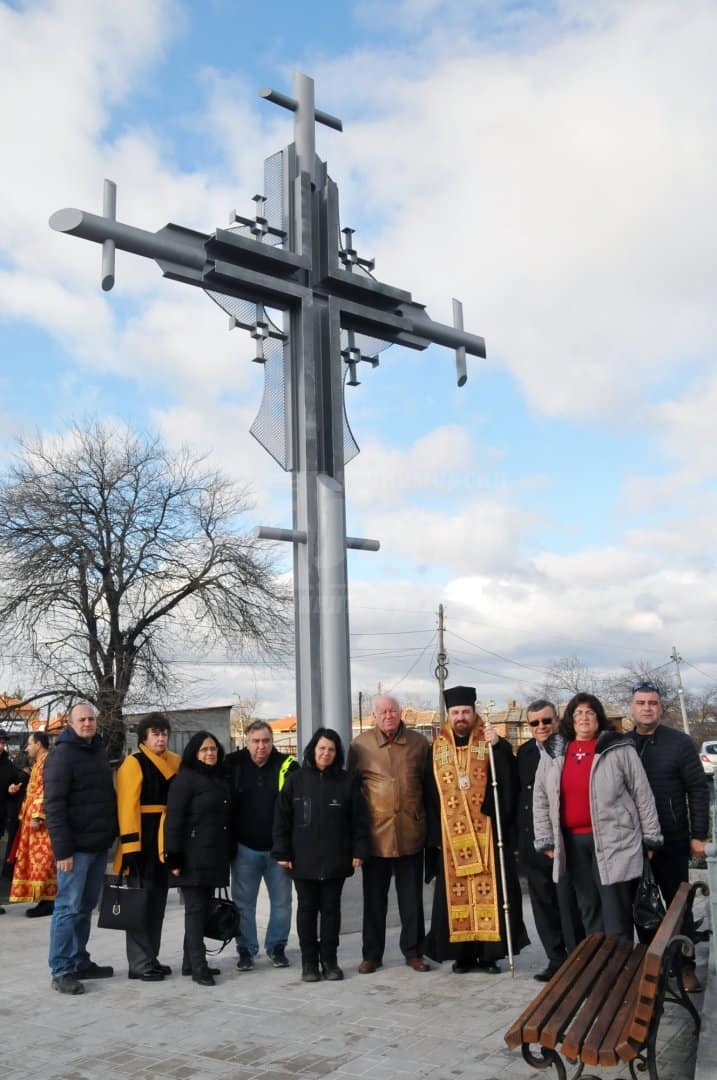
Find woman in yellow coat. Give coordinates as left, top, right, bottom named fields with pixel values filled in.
left=114, top=712, right=180, bottom=981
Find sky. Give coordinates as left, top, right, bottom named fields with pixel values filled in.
left=0, top=0, right=715, bottom=719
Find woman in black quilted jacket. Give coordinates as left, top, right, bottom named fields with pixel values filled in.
left=165, top=731, right=231, bottom=986
left=273, top=727, right=370, bottom=982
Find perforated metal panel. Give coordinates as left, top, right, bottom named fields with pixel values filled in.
left=249, top=320, right=289, bottom=469
left=263, top=150, right=287, bottom=244
left=205, top=290, right=290, bottom=470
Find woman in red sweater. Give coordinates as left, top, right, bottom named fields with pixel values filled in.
left=532, top=693, right=662, bottom=940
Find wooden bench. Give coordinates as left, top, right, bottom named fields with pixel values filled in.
left=504, top=881, right=708, bottom=1080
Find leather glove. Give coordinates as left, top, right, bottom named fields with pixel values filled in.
left=121, top=852, right=143, bottom=875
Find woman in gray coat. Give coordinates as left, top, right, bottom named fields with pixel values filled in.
left=533, top=693, right=662, bottom=940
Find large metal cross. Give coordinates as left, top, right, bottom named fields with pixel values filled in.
left=49, top=72, right=486, bottom=752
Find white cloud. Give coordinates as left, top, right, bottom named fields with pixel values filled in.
left=320, top=1, right=717, bottom=417
left=348, top=425, right=501, bottom=509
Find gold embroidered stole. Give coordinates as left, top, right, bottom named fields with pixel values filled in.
left=433, top=725, right=500, bottom=942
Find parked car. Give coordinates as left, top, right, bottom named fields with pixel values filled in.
left=699, top=741, right=717, bottom=776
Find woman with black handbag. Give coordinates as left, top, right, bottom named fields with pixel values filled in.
left=272, top=727, right=370, bottom=982
left=165, top=731, right=232, bottom=986
left=114, top=712, right=181, bottom=981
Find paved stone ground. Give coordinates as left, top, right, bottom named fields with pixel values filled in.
left=0, top=872, right=710, bottom=1080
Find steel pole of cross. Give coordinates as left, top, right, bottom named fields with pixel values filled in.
left=487, top=739, right=515, bottom=978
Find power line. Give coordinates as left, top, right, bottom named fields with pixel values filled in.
left=683, top=660, right=715, bottom=681
left=445, top=629, right=553, bottom=677
left=351, top=604, right=437, bottom=614
left=386, top=633, right=437, bottom=696
left=447, top=655, right=536, bottom=687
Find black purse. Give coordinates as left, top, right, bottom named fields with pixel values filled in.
left=633, top=856, right=665, bottom=930
left=204, top=887, right=241, bottom=952
left=97, top=874, right=149, bottom=932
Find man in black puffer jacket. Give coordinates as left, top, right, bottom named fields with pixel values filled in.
left=628, top=680, right=709, bottom=991
left=44, top=702, right=117, bottom=995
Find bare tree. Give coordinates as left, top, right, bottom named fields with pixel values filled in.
left=603, top=661, right=684, bottom=729
left=531, top=654, right=606, bottom=705
left=684, top=685, right=717, bottom=745
left=0, top=422, right=290, bottom=758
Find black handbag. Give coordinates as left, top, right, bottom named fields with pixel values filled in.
left=633, top=856, right=665, bottom=930
left=97, top=874, right=149, bottom=932
left=204, top=887, right=241, bottom=952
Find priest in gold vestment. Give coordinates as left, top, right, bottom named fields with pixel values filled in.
left=9, top=731, right=57, bottom=915
left=424, top=686, right=528, bottom=972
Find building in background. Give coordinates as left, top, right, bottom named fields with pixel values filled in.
left=124, top=706, right=233, bottom=755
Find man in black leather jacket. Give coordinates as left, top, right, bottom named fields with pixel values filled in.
left=628, top=680, right=709, bottom=991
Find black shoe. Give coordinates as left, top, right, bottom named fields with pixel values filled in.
left=182, top=965, right=219, bottom=976
left=192, top=968, right=216, bottom=986
left=152, top=962, right=172, bottom=976
left=52, top=974, right=85, bottom=995
left=321, top=962, right=344, bottom=981
left=0, top=906, right=5, bottom=914
left=268, top=945, right=290, bottom=967
left=26, top=900, right=55, bottom=917
left=128, top=969, right=164, bottom=981
left=236, top=949, right=254, bottom=972
left=534, top=965, right=561, bottom=983
left=302, top=963, right=321, bottom=983
left=321, top=967, right=345, bottom=984
left=477, top=960, right=501, bottom=974
left=451, top=961, right=474, bottom=974
left=75, top=962, right=114, bottom=979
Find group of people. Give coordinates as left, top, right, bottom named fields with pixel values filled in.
left=520, top=681, right=708, bottom=990
left=1, top=677, right=709, bottom=996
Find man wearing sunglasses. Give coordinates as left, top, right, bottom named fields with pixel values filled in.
left=628, top=680, right=709, bottom=992
left=517, top=700, right=584, bottom=981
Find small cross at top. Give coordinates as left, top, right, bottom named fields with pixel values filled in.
left=259, top=72, right=342, bottom=181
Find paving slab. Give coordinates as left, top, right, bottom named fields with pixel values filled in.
left=0, top=870, right=711, bottom=1079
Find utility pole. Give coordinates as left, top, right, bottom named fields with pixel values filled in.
left=435, top=603, right=448, bottom=726
left=671, top=645, right=691, bottom=736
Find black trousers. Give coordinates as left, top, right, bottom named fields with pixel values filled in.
left=294, top=877, right=345, bottom=965
left=565, top=832, right=635, bottom=940
left=522, top=847, right=584, bottom=965
left=125, top=866, right=169, bottom=975
left=181, top=885, right=212, bottom=974
left=361, top=852, right=424, bottom=963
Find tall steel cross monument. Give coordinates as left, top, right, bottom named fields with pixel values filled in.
left=49, top=72, right=486, bottom=752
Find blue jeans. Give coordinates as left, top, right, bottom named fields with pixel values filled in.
left=49, top=850, right=108, bottom=977
left=231, top=842, right=292, bottom=955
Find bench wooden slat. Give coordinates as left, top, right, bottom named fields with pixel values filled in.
left=617, top=881, right=694, bottom=1061
left=561, top=936, right=635, bottom=1062
left=504, top=879, right=702, bottom=1076
left=641, top=880, right=692, bottom=979
left=539, top=936, right=624, bottom=1050
left=591, top=946, right=646, bottom=1067
left=504, top=935, right=604, bottom=1050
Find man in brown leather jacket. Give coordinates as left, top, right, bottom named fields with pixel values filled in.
left=347, top=695, right=431, bottom=973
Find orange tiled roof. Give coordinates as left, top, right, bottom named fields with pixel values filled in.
left=0, top=695, right=40, bottom=722
left=269, top=715, right=297, bottom=733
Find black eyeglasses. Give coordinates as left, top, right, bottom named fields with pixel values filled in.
left=632, top=680, right=660, bottom=694
left=528, top=719, right=553, bottom=728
